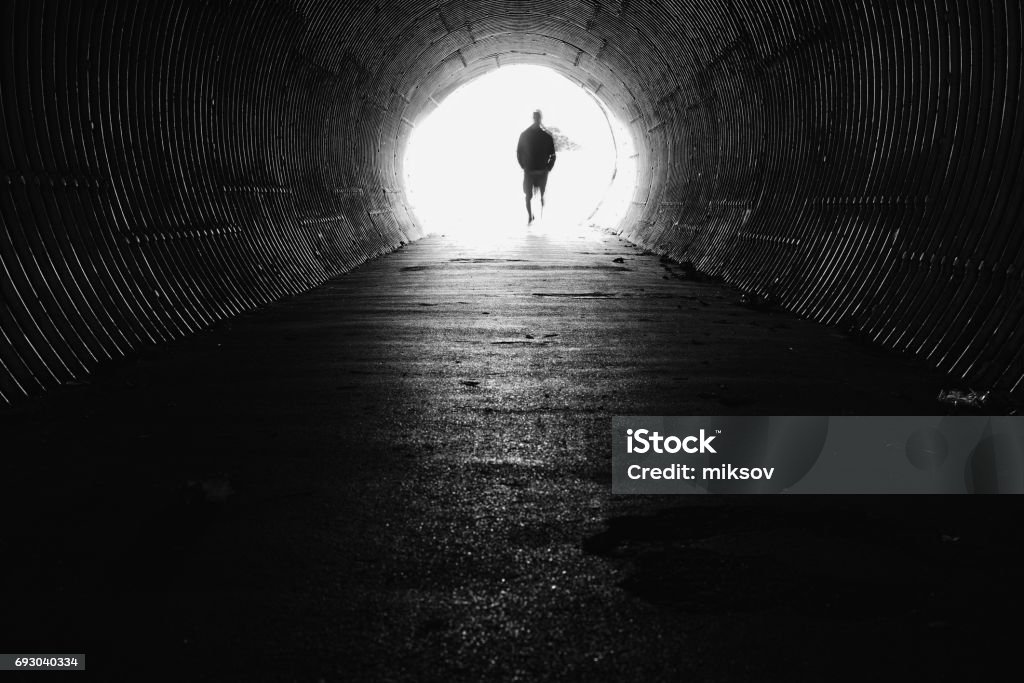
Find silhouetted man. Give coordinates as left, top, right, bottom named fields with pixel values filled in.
left=517, top=110, right=556, bottom=223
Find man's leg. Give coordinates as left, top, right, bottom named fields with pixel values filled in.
left=538, top=173, right=548, bottom=214
left=523, top=173, right=534, bottom=222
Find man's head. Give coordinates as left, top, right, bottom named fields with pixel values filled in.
left=532, top=109, right=542, bottom=126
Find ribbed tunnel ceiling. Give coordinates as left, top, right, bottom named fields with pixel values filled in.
left=2, top=0, right=1022, bottom=402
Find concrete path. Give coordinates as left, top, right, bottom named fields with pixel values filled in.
left=2, top=222, right=1018, bottom=680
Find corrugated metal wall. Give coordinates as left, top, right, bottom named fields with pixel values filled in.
left=1, top=0, right=1021, bottom=402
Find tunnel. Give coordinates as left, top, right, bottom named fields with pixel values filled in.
left=3, top=0, right=1024, bottom=679
left=2, top=0, right=1022, bottom=402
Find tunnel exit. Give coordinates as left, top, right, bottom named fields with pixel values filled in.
left=403, top=65, right=637, bottom=239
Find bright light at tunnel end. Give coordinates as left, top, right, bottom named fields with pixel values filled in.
left=403, top=66, right=637, bottom=241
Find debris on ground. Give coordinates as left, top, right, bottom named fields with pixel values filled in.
left=937, top=389, right=989, bottom=408
left=738, top=291, right=777, bottom=310
left=460, top=380, right=480, bottom=387
left=612, top=257, right=626, bottom=263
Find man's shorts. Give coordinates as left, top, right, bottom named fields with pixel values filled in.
left=523, top=170, right=549, bottom=197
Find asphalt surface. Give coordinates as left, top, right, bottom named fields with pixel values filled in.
left=2, top=221, right=1021, bottom=681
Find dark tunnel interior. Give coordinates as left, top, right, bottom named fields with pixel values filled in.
left=3, top=1, right=1024, bottom=679
left=2, top=0, right=1023, bottom=403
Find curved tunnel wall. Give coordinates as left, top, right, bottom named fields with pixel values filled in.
left=1, top=0, right=1022, bottom=402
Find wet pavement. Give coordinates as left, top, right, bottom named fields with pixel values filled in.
left=2, top=222, right=1021, bottom=680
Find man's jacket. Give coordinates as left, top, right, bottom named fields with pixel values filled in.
left=517, top=126, right=557, bottom=172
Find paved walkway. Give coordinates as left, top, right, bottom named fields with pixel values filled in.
left=3, top=222, right=1016, bottom=680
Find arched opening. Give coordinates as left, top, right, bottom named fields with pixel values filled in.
left=402, top=65, right=637, bottom=240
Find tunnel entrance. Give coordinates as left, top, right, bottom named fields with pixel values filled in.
left=403, top=65, right=636, bottom=240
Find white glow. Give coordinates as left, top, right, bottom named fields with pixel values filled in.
left=403, top=65, right=636, bottom=241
